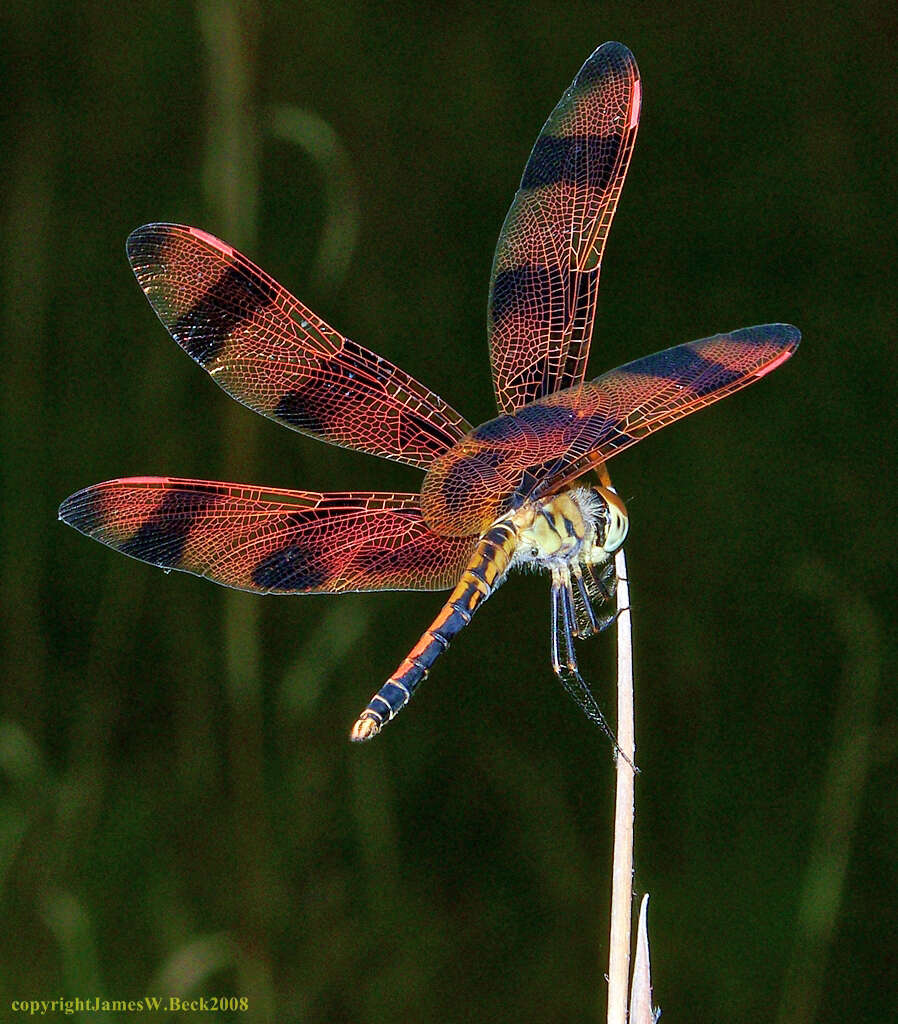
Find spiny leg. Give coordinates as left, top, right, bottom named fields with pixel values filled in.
left=549, top=567, right=623, bottom=757
left=582, top=560, right=623, bottom=634
left=588, top=558, right=617, bottom=602
left=548, top=569, right=618, bottom=745
left=550, top=575, right=568, bottom=676
left=557, top=571, right=580, bottom=669
left=571, top=563, right=601, bottom=638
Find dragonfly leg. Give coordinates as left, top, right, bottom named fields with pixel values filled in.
left=592, top=559, right=617, bottom=601
left=571, top=564, right=601, bottom=638
left=583, top=560, right=623, bottom=634
left=550, top=573, right=569, bottom=675
left=549, top=567, right=633, bottom=767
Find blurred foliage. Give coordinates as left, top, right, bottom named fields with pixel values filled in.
left=1, top=1, right=895, bottom=1022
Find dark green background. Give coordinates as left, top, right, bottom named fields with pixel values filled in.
left=2, top=2, right=894, bottom=1021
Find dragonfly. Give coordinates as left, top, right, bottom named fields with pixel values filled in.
left=59, top=41, right=799, bottom=742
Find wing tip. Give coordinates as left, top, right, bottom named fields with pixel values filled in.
left=781, top=323, right=802, bottom=348
left=729, top=322, right=801, bottom=349
left=765, top=321, right=802, bottom=351
left=126, top=223, right=232, bottom=266
left=573, top=40, right=638, bottom=83
left=581, top=41, right=640, bottom=81
left=58, top=484, right=103, bottom=535
left=59, top=477, right=173, bottom=533
left=593, top=40, right=636, bottom=60
left=748, top=323, right=801, bottom=378
left=126, top=222, right=178, bottom=260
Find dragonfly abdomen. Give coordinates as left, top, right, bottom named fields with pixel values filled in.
left=350, top=520, right=519, bottom=740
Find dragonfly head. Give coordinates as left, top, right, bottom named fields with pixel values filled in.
left=583, top=484, right=629, bottom=563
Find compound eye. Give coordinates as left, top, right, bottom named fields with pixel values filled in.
left=530, top=547, right=539, bottom=557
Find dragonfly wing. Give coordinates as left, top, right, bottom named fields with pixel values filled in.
left=488, top=41, right=641, bottom=414
left=534, top=323, right=803, bottom=494
left=422, top=324, right=800, bottom=535
left=60, top=477, right=477, bottom=594
left=127, top=225, right=471, bottom=469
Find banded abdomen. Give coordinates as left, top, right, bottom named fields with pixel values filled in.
left=350, top=519, right=519, bottom=740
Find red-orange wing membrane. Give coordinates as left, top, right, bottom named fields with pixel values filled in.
left=422, top=324, right=800, bottom=535
left=59, top=478, right=477, bottom=594
left=126, top=225, right=471, bottom=469
left=488, top=41, right=641, bottom=415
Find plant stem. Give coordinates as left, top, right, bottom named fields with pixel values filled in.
left=606, top=547, right=635, bottom=1024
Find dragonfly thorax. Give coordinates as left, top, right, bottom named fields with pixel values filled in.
left=510, top=486, right=628, bottom=573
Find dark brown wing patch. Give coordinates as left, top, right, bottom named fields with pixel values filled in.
left=488, top=42, right=641, bottom=414
left=127, top=225, right=471, bottom=469
left=60, top=477, right=478, bottom=594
